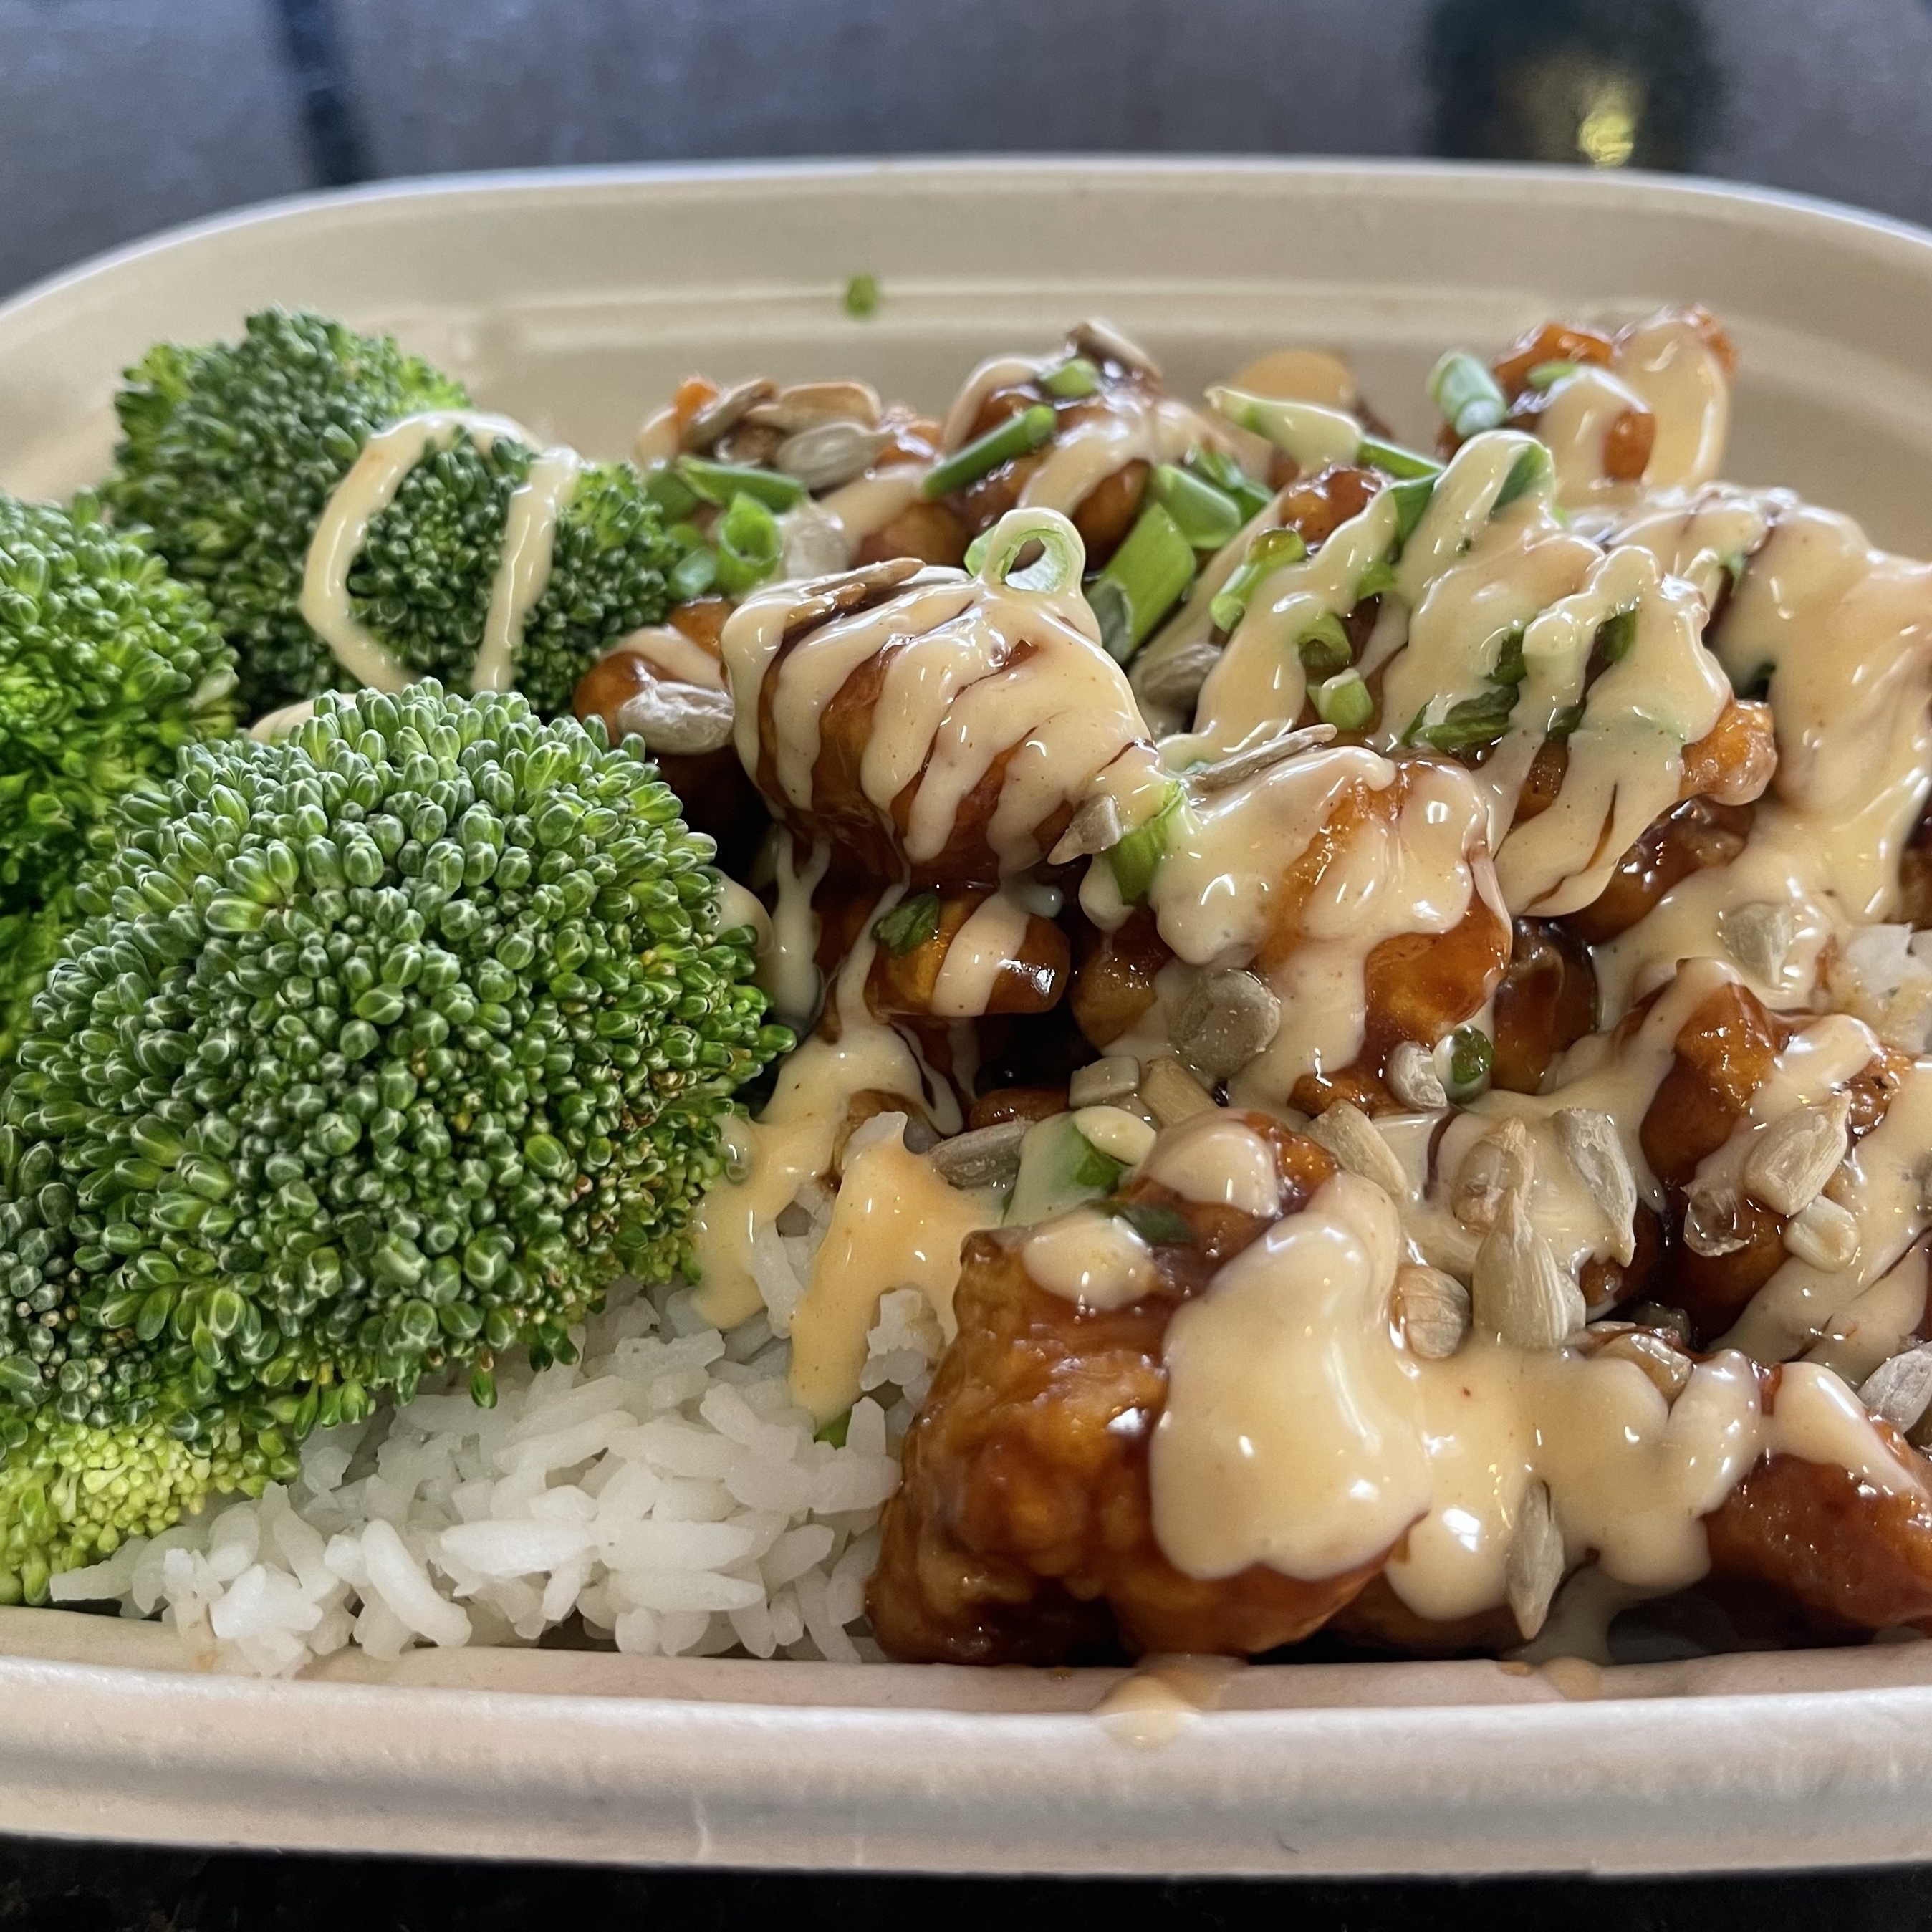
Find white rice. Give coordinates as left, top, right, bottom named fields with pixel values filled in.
left=47, top=1261, right=938, bottom=1678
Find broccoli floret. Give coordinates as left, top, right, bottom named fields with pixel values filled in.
left=0, top=491, right=237, bottom=1053
left=0, top=1403, right=287, bottom=1605
left=0, top=681, right=789, bottom=1443
left=106, top=309, right=678, bottom=718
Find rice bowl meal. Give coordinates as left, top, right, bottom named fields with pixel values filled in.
left=6, top=259, right=1932, bottom=1693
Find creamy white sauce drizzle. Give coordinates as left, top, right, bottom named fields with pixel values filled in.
left=299, top=408, right=527, bottom=692
left=470, top=446, right=582, bottom=693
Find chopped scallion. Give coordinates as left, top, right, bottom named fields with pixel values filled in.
left=1150, top=463, right=1244, bottom=551
left=1595, top=607, right=1638, bottom=664
left=668, top=545, right=719, bottom=602
left=1107, top=783, right=1183, bottom=905
left=1527, top=360, right=1580, bottom=391
left=1208, top=524, right=1307, bottom=634
left=1428, top=350, right=1508, bottom=440
left=713, top=493, right=782, bottom=598
left=1446, top=1027, right=1494, bottom=1102
left=1296, top=612, right=1353, bottom=678
left=1112, top=1201, right=1194, bottom=1246
left=1357, top=436, right=1443, bottom=481
left=1313, top=669, right=1373, bottom=731
left=1094, top=503, right=1195, bottom=662
left=1355, top=557, right=1399, bottom=601
left=814, top=1408, right=852, bottom=1447
left=1492, top=441, right=1552, bottom=511
left=677, top=456, right=808, bottom=511
left=1070, top=1136, right=1128, bottom=1193
left=1387, top=475, right=1437, bottom=546
left=643, top=463, right=702, bottom=520
left=1186, top=446, right=1274, bottom=522
left=1040, top=355, right=1102, bottom=399
left=921, top=404, right=1056, bottom=499
left=872, top=890, right=941, bottom=956
left=843, top=274, right=879, bottom=319
left=1547, top=700, right=1587, bottom=741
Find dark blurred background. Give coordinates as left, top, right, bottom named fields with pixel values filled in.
left=6, top=0, right=1932, bottom=299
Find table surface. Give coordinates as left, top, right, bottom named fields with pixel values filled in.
left=9, top=0, right=1932, bottom=1920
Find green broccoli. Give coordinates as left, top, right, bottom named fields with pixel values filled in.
left=0, top=683, right=789, bottom=1476
left=0, top=490, right=238, bottom=1059
left=106, top=309, right=678, bottom=719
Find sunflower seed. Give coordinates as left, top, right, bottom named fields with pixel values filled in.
left=1473, top=1191, right=1583, bottom=1350
left=1784, top=1193, right=1861, bottom=1272
left=1742, top=1094, right=1850, bottom=1217
left=1395, top=1264, right=1471, bottom=1360
left=1189, top=724, right=1338, bottom=797
left=1133, top=638, right=1224, bottom=713
left=1304, top=1101, right=1410, bottom=1201
left=612, top=678, right=736, bottom=756
left=1386, top=1040, right=1448, bottom=1112
left=1682, top=1179, right=1749, bottom=1257
left=1623, top=1301, right=1694, bottom=1347
left=927, top=1118, right=1031, bottom=1191
left=746, top=380, right=884, bottom=433
left=1071, top=319, right=1161, bottom=378
left=1860, top=1345, right=1932, bottom=1433
left=775, top=420, right=893, bottom=493
left=714, top=421, right=784, bottom=468
left=681, top=377, right=779, bottom=451
left=1142, top=1056, right=1217, bottom=1128
left=1175, top=970, right=1282, bottom=1081
left=1718, top=900, right=1794, bottom=983
left=1048, top=792, right=1124, bottom=865
left=1453, top=1118, right=1535, bottom=1231
left=1506, top=1480, right=1565, bottom=1641
left=1069, top=1057, right=1141, bottom=1109
left=1552, top=1107, right=1638, bottom=1267
left=1595, top=1328, right=1692, bottom=1400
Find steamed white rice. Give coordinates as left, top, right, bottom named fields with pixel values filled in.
left=48, top=1246, right=937, bottom=1678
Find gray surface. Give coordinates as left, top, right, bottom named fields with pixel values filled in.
left=6, top=0, right=1932, bottom=299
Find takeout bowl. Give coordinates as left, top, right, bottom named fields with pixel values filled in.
left=3, top=158, right=1932, bottom=1876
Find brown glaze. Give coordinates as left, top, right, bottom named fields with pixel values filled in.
left=1492, top=919, right=1597, bottom=1094
left=865, top=892, right=1071, bottom=1021
left=968, top=1086, right=1072, bottom=1132
left=1070, top=909, right=1170, bottom=1052
left=1561, top=797, right=1755, bottom=946
left=866, top=1121, right=1387, bottom=1662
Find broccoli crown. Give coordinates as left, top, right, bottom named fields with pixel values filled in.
left=0, top=491, right=237, bottom=1029
left=0, top=1403, right=284, bottom=1605
left=107, top=309, right=677, bottom=718
left=0, top=681, right=788, bottom=1434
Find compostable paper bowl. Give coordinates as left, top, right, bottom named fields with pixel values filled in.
left=3, top=160, right=1932, bottom=1876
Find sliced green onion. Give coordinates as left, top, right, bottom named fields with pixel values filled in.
left=976, top=506, right=1085, bottom=595
left=814, top=1408, right=852, bottom=1447
left=1446, top=1027, right=1494, bottom=1102
left=1112, top=1201, right=1193, bottom=1246
left=677, top=456, right=809, bottom=511
left=1731, top=658, right=1774, bottom=701
left=843, top=274, right=879, bottom=319
left=713, top=492, right=783, bottom=598
left=1186, top=446, right=1274, bottom=521
left=1094, top=504, right=1195, bottom=663
left=1313, top=669, right=1373, bottom=731
left=1428, top=350, right=1508, bottom=440
left=1070, top=1136, right=1128, bottom=1193
left=921, top=404, right=1056, bottom=500
left=1719, top=549, right=1749, bottom=590
left=1595, top=607, right=1638, bottom=664
left=1208, top=386, right=1361, bottom=471
left=1107, top=783, right=1183, bottom=905
left=1355, top=557, right=1399, bottom=601
left=666, top=519, right=709, bottom=554
left=963, top=532, right=989, bottom=573
left=1387, top=475, right=1437, bottom=546
left=1357, top=436, right=1443, bottom=481
left=643, top=462, right=702, bottom=520
left=1040, top=355, right=1102, bottom=399
left=668, top=546, right=719, bottom=602
left=1410, top=685, right=1518, bottom=754
left=1296, top=612, right=1353, bottom=678
left=1491, top=627, right=1527, bottom=686
left=1209, top=525, right=1307, bottom=634
left=1547, top=701, right=1587, bottom=742
left=1150, top=463, right=1244, bottom=551
left=1492, top=441, right=1553, bottom=512
left=873, top=890, right=941, bottom=956
left=1527, top=360, right=1580, bottom=391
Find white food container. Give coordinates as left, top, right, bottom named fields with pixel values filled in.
left=2, top=159, right=1932, bottom=1878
